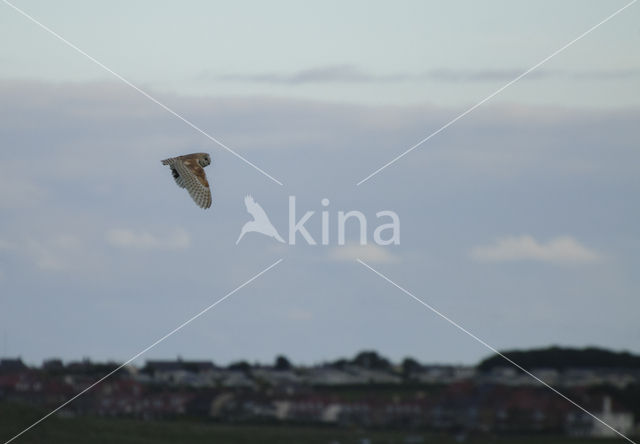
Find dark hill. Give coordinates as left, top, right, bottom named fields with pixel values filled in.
left=478, top=346, right=640, bottom=372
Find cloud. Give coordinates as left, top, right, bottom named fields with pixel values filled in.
left=209, top=65, right=404, bottom=84
left=106, top=228, right=190, bottom=250
left=285, top=308, right=313, bottom=321
left=570, top=69, right=640, bottom=81
left=424, top=68, right=551, bottom=82
left=26, top=239, right=70, bottom=271
left=0, top=173, right=46, bottom=209
left=329, top=244, right=399, bottom=264
left=206, top=65, right=640, bottom=85
left=0, top=234, right=83, bottom=271
left=469, top=235, right=600, bottom=265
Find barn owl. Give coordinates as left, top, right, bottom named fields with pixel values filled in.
left=161, top=153, right=212, bottom=209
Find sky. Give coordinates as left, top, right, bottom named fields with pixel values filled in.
left=0, top=0, right=639, bottom=368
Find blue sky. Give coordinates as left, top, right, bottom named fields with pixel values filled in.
left=0, top=0, right=639, bottom=367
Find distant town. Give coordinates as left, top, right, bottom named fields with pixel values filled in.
left=1, top=347, right=639, bottom=438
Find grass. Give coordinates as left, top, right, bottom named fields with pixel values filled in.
left=0, top=403, right=630, bottom=444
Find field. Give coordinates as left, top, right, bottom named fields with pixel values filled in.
left=0, top=403, right=629, bottom=444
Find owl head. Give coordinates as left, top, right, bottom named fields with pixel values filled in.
left=198, top=153, right=212, bottom=167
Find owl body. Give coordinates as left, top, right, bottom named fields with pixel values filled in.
left=161, top=152, right=212, bottom=209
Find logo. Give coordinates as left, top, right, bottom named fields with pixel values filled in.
left=236, top=196, right=400, bottom=246
left=236, top=195, right=286, bottom=245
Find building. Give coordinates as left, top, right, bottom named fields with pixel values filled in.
left=566, top=396, right=634, bottom=438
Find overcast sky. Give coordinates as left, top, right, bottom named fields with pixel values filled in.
left=1, top=0, right=639, bottom=367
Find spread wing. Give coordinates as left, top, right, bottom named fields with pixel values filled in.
left=162, top=157, right=184, bottom=188
left=244, top=195, right=269, bottom=222
left=162, top=157, right=186, bottom=188
left=171, top=166, right=185, bottom=188
left=163, top=157, right=212, bottom=209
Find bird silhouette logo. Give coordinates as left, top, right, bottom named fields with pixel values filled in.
left=236, top=195, right=285, bottom=245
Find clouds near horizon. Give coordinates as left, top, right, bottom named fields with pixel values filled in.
left=329, top=244, right=399, bottom=264
left=207, top=65, right=640, bottom=85
left=470, top=235, right=601, bottom=265
left=106, top=228, right=191, bottom=250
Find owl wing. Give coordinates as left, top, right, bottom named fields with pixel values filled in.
left=174, top=158, right=212, bottom=209
left=161, top=157, right=186, bottom=188
left=171, top=166, right=185, bottom=188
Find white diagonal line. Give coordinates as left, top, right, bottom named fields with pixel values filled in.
left=2, top=0, right=283, bottom=187
left=357, top=259, right=637, bottom=444
left=357, top=0, right=637, bottom=186
left=2, top=258, right=283, bottom=444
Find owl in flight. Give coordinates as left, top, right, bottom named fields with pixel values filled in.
left=161, top=153, right=212, bottom=209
